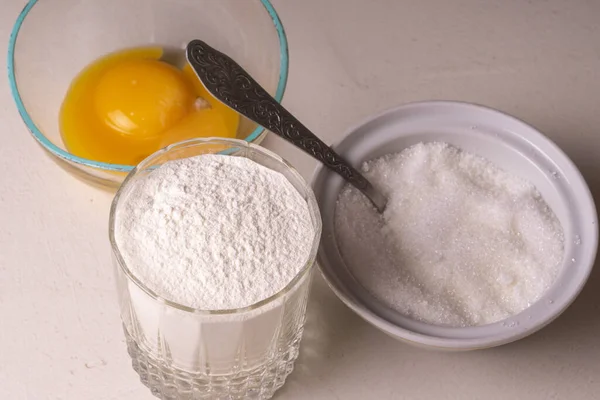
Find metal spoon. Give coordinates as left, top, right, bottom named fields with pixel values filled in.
left=185, top=40, right=387, bottom=212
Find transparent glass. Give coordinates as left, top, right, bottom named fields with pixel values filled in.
left=109, top=138, right=322, bottom=400
left=9, top=0, right=288, bottom=189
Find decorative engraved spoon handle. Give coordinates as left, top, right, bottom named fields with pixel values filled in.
left=186, top=40, right=387, bottom=212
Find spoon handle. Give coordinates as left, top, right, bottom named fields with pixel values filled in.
left=186, top=40, right=384, bottom=208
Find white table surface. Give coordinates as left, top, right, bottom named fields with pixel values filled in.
left=2, top=0, right=600, bottom=399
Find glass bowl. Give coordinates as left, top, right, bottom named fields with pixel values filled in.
left=8, top=0, right=288, bottom=188
left=109, top=138, right=322, bottom=399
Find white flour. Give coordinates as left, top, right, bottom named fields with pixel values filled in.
left=114, top=154, right=315, bottom=310
left=335, top=142, right=564, bottom=327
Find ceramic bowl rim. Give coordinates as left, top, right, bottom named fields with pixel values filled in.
left=311, top=100, right=598, bottom=350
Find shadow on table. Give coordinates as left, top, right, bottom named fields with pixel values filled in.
left=273, top=273, right=369, bottom=398
left=274, top=132, right=600, bottom=399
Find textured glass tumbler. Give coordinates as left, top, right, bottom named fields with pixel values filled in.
left=109, top=138, right=322, bottom=400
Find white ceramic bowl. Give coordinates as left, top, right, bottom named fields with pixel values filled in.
left=311, top=101, right=598, bottom=350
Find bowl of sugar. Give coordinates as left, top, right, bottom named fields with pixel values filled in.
left=312, top=101, right=598, bottom=350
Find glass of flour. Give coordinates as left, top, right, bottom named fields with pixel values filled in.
left=109, top=138, right=321, bottom=399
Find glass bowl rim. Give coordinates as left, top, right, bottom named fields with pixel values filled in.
left=108, top=137, right=323, bottom=315
left=7, top=0, right=289, bottom=172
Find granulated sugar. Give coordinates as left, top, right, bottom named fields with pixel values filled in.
left=335, top=142, right=564, bottom=327
left=114, top=154, right=315, bottom=310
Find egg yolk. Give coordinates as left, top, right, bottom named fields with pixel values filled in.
left=94, top=60, right=195, bottom=139
left=59, top=47, right=240, bottom=166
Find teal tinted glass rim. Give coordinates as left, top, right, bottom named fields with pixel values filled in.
left=7, top=0, right=289, bottom=172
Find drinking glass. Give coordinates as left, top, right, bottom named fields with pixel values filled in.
left=109, top=138, right=322, bottom=399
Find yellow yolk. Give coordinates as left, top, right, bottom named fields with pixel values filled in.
left=94, top=60, right=195, bottom=139
left=59, top=47, right=240, bottom=165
